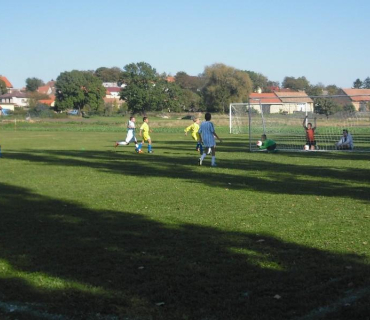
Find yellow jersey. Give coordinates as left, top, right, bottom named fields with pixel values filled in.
left=140, top=122, right=150, bottom=134
left=184, top=123, right=200, bottom=141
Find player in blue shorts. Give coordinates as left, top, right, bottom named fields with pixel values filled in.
left=198, top=112, right=222, bottom=167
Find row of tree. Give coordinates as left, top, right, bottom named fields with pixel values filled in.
left=53, top=62, right=253, bottom=114
left=7, top=64, right=369, bottom=115
left=353, top=77, right=370, bottom=89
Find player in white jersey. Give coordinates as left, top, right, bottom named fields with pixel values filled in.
left=115, top=116, right=139, bottom=151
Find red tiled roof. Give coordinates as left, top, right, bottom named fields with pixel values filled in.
left=166, top=76, right=175, bottom=82
left=106, top=87, right=121, bottom=93
left=0, top=76, right=13, bottom=88
left=342, top=89, right=370, bottom=101
left=249, top=93, right=281, bottom=104
left=103, top=97, right=125, bottom=104
left=37, top=85, right=51, bottom=94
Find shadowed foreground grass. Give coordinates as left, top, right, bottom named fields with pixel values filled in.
left=0, top=131, right=369, bottom=319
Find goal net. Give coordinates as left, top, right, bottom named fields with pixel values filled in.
left=230, top=97, right=370, bottom=152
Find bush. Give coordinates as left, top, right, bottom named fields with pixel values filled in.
left=343, top=103, right=356, bottom=113
left=29, top=104, right=56, bottom=118
left=12, top=107, right=27, bottom=116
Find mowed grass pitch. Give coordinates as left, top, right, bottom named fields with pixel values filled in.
left=0, top=129, right=370, bottom=320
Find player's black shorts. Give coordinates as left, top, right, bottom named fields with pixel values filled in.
left=306, top=140, right=316, bottom=147
left=267, top=143, right=277, bottom=151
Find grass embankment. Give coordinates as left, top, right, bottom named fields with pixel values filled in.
left=0, top=119, right=369, bottom=319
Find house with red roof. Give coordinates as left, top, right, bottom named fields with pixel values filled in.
left=249, top=93, right=283, bottom=114
left=0, top=75, right=13, bottom=92
left=339, top=88, right=370, bottom=111
left=275, top=91, right=314, bottom=113
left=106, top=87, right=121, bottom=98
left=37, top=85, right=53, bottom=95
left=249, top=91, right=313, bottom=114
left=103, top=86, right=125, bottom=107
left=36, top=81, right=56, bottom=107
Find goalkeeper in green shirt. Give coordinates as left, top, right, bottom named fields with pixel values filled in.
left=257, top=134, right=276, bottom=152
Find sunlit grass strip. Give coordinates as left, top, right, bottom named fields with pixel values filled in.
left=0, top=259, right=107, bottom=295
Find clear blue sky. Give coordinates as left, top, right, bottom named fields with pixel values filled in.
left=1, top=0, right=369, bottom=89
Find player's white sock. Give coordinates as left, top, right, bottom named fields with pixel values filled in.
left=211, top=156, right=216, bottom=165
left=135, top=143, right=138, bottom=148
left=200, top=153, right=206, bottom=161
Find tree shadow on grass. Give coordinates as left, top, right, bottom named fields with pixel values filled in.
left=0, top=183, right=369, bottom=320
left=5, top=149, right=370, bottom=203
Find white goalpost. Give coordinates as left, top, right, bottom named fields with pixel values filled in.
left=230, top=96, right=370, bottom=152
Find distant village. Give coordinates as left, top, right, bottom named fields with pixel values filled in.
left=1, top=74, right=370, bottom=116
left=0, top=75, right=127, bottom=116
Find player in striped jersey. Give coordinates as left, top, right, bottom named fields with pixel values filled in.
left=198, top=113, right=222, bottom=167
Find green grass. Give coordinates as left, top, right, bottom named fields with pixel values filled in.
left=0, top=126, right=370, bottom=319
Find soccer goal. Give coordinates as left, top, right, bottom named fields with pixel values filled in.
left=230, top=99, right=370, bottom=152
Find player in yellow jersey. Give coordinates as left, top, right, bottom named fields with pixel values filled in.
left=184, top=117, right=203, bottom=154
left=138, top=117, right=153, bottom=153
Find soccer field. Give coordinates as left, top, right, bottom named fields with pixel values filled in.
left=0, top=126, right=370, bottom=319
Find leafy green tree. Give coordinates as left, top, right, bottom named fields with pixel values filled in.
left=265, top=80, right=280, bottom=92
left=120, top=62, right=159, bottom=114
left=182, top=89, right=205, bottom=112
left=202, top=63, right=252, bottom=113
left=0, top=79, right=7, bottom=94
left=26, top=77, right=44, bottom=92
left=314, top=98, right=342, bottom=118
left=306, top=83, right=324, bottom=96
left=353, top=78, right=363, bottom=88
left=175, top=72, right=205, bottom=92
left=152, top=79, right=185, bottom=112
left=95, top=67, right=122, bottom=82
left=175, top=72, right=205, bottom=111
left=343, top=103, right=356, bottom=113
left=120, top=62, right=185, bottom=113
left=326, top=84, right=340, bottom=96
left=362, top=77, right=370, bottom=89
left=244, top=70, right=268, bottom=92
left=282, top=76, right=310, bottom=91
left=55, top=70, right=105, bottom=113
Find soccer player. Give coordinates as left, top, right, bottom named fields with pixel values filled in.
left=303, top=116, right=317, bottom=150
left=138, top=117, right=153, bottom=153
left=198, top=112, right=222, bottom=167
left=184, top=117, right=203, bottom=154
left=115, top=116, right=139, bottom=151
left=258, top=134, right=277, bottom=152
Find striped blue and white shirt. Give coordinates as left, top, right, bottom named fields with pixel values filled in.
left=199, top=121, right=216, bottom=147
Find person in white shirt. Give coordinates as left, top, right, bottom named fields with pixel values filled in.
left=115, top=116, right=139, bottom=151
left=336, top=129, right=354, bottom=150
